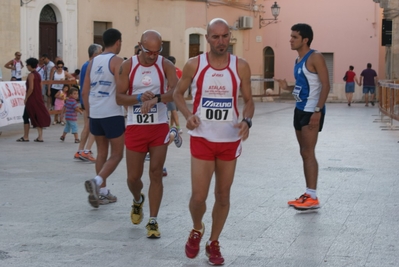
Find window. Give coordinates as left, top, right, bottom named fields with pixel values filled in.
left=93, top=21, right=112, bottom=47
left=160, top=41, right=170, bottom=58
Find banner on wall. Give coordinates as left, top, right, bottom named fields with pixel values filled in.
left=0, top=82, right=26, bottom=127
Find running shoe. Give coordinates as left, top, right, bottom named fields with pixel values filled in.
left=74, top=152, right=82, bottom=160
left=99, top=190, right=117, bottom=205
left=146, top=219, right=161, bottom=238
left=84, top=179, right=99, bottom=208
left=287, top=193, right=310, bottom=206
left=80, top=150, right=96, bottom=162
left=131, top=193, right=145, bottom=225
left=185, top=222, right=205, bottom=259
left=205, top=240, right=225, bottom=266
left=163, top=167, right=168, bottom=177
left=292, top=195, right=320, bottom=211
left=170, top=127, right=183, bottom=148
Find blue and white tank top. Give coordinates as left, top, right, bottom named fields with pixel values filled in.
left=293, top=49, right=324, bottom=113
left=89, top=53, right=123, bottom=118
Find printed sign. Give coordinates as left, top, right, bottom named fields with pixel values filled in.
left=0, top=82, right=26, bottom=127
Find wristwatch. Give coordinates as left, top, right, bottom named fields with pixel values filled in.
left=314, top=107, right=321, bottom=113
left=242, top=117, right=252, bottom=128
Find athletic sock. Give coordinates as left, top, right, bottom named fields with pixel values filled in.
left=94, top=175, right=103, bottom=186
left=134, top=194, right=143, bottom=204
left=306, top=188, right=317, bottom=199
left=99, top=187, right=108, bottom=195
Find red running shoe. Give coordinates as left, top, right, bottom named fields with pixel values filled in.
left=185, top=222, right=205, bottom=259
left=205, top=240, right=224, bottom=266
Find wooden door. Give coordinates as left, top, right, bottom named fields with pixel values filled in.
left=39, top=22, right=57, bottom=60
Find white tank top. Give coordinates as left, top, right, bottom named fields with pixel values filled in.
left=189, top=53, right=241, bottom=142
left=11, top=60, right=22, bottom=79
left=89, top=53, right=123, bottom=118
left=51, top=70, right=65, bottom=90
left=126, top=55, right=168, bottom=126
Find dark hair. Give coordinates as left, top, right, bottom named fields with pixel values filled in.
left=135, top=49, right=141, bottom=55
left=63, top=67, right=68, bottom=72
left=291, top=23, right=313, bottom=47
left=11, top=76, right=17, bottom=81
left=167, top=56, right=176, bottom=65
left=367, top=63, right=372, bottom=68
left=56, top=60, right=64, bottom=66
left=26, top=57, right=39, bottom=68
left=63, top=84, right=71, bottom=90
left=68, top=87, right=78, bottom=96
left=349, top=65, right=354, bottom=70
left=103, top=28, right=122, bottom=48
left=41, top=54, right=49, bottom=59
left=74, top=69, right=80, bottom=75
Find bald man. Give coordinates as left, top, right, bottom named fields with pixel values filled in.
left=116, top=30, right=181, bottom=239
left=174, top=18, right=254, bottom=265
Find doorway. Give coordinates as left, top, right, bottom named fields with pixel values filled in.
left=263, top=46, right=275, bottom=94
left=39, top=5, right=57, bottom=60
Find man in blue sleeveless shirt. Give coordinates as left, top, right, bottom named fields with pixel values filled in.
left=276, top=24, right=330, bottom=210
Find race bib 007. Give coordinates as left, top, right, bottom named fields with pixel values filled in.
left=200, top=97, right=233, bottom=121
left=132, top=104, right=159, bottom=124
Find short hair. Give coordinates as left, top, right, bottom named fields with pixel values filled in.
left=291, top=23, right=313, bottom=47
left=103, top=28, right=122, bottom=48
left=63, top=84, right=71, bottom=90
left=367, top=63, right=372, bottom=68
left=41, top=54, right=49, bottom=59
left=56, top=60, right=64, bottom=66
left=26, top=57, right=39, bottom=68
left=167, top=56, right=176, bottom=65
left=88, top=44, right=102, bottom=58
left=74, top=69, right=80, bottom=75
left=349, top=65, right=354, bottom=70
left=68, top=87, right=79, bottom=96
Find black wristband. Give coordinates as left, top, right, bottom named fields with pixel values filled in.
left=154, top=94, right=161, bottom=103
left=242, top=118, right=252, bottom=128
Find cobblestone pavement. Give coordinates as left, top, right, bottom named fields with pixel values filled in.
left=0, top=100, right=398, bottom=267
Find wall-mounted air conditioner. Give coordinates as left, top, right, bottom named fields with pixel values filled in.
left=238, top=16, right=253, bottom=30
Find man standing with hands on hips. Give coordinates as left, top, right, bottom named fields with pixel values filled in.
left=276, top=23, right=330, bottom=211
left=174, top=18, right=254, bottom=266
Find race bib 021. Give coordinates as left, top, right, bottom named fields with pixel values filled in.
left=132, top=104, right=159, bottom=124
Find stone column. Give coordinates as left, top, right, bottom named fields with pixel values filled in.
left=379, top=0, right=399, bottom=79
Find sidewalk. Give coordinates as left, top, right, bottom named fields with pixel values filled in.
left=0, top=100, right=398, bottom=267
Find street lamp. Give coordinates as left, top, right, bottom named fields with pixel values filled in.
left=259, top=2, right=280, bottom=28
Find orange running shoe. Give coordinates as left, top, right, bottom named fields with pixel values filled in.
left=74, top=152, right=81, bottom=160
left=287, top=193, right=310, bottom=206
left=291, top=194, right=320, bottom=210
left=80, top=151, right=96, bottom=162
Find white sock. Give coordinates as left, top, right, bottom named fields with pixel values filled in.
left=134, top=195, right=143, bottom=204
left=149, top=217, right=157, bottom=223
left=194, top=226, right=204, bottom=235
left=306, top=188, right=317, bottom=199
left=207, top=240, right=214, bottom=246
left=84, top=149, right=90, bottom=153
left=94, top=175, right=103, bottom=186
left=99, top=187, right=108, bottom=195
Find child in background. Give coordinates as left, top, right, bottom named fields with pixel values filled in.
left=60, top=87, right=83, bottom=143
left=53, top=84, right=69, bottom=125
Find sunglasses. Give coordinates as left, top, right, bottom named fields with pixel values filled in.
left=141, top=45, right=163, bottom=56
left=57, top=66, right=63, bottom=69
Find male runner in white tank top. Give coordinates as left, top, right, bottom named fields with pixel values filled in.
left=4, top=52, right=24, bottom=81
left=174, top=18, right=254, bottom=266
left=116, top=30, right=180, bottom=239
left=82, top=28, right=125, bottom=209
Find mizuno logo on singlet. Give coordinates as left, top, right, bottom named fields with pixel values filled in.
left=203, top=100, right=232, bottom=108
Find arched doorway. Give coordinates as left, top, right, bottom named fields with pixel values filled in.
left=39, top=5, right=57, bottom=60
left=263, top=46, right=275, bottom=93
left=189, top=34, right=201, bottom=58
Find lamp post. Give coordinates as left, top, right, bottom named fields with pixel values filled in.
left=259, top=2, right=280, bottom=28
